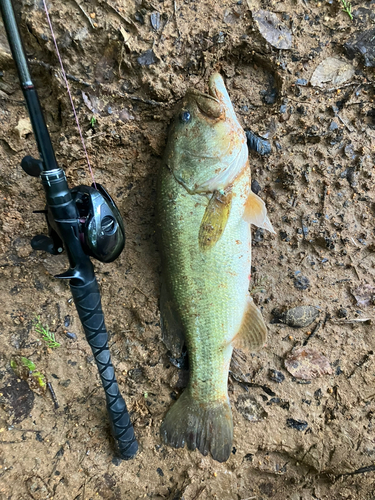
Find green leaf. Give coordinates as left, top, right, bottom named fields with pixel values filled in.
left=21, top=357, right=36, bottom=371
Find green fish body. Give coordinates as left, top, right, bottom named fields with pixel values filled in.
left=157, top=74, right=274, bottom=462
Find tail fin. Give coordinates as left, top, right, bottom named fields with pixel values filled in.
left=160, top=390, right=233, bottom=463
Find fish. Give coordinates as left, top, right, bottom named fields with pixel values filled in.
left=157, top=73, right=274, bottom=463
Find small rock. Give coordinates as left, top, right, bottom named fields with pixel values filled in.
left=337, top=308, right=348, bottom=318
left=272, top=306, right=319, bottom=328
left=59, top=379, right=71, bottom=388
left=314, top=388, right=322, bottom=400
left=150, top=11, right=161, bottom=30
left=253, top=227, right=264, bottom=243
left=294, top=275, right=310, bottom=291
left=344, top=28, right=375, bottom=67
left=286, top=418, right=308, bottom=431
left=134, top=11, right=145, bottom=24
left=245, top=129, right=272, bottom=155
left=269, top=369, right=285, bottom=383
left=137, top=49, right=158, bottom=66
left=112, top=456, right=122, bottom=466
left=251, top=179, right=261, bottom=195
left=267, top=397, right=289, bottom=410
left=329, top=121, right=339, bottom=131
left=280, top=104, right=287, bottom=113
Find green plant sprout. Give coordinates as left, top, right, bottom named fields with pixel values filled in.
left=10, top=356, right=46, bottom=389
left=90, top=115, right=97, bottom=127
left=34, top=316, right=60, bottom=349
left=341, top=0, right=353, bottom=21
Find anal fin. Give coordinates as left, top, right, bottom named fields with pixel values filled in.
left=231, top=297, right=267, bottom=352
left=160, top=281, right=185, bottom=359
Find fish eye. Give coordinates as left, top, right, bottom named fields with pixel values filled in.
left=180, top=111, right=191, bottom=123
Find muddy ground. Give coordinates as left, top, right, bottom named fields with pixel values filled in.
left=0, top=0, right=375, bottom=498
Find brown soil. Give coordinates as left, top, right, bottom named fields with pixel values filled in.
left=0, top=0, right=375, bottom=499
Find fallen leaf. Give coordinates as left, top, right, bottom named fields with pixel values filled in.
left=252, top=10, right=292, bottom=50
left=310, top=57, right=355, bottom=87
left=285, top=347, right=333, bottom=380
left=352, top=283, right=375, bottom=307
left=82, top=91, right=134, bottom=122
left=235, top=394, right=268, bottom=422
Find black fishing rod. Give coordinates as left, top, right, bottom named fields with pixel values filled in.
left=0, top=0, right=138, bottom=459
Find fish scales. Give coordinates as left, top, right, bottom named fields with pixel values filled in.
left=159, top=170, right=251, bottom=400
left=157, top=73, right=274, bottom=462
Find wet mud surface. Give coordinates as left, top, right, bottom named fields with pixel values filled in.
left=0, top=0, right=375, bottom=498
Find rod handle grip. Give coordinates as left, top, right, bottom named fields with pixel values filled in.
left=70, top=278, right=138, bottom=459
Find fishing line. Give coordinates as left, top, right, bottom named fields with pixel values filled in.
left=42, top=0, right=96, bottom=189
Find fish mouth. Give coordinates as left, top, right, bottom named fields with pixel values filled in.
left=187, top=91, right=224, bottom=119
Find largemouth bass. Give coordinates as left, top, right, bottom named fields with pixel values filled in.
left=157, top=73, right=274, bottom=462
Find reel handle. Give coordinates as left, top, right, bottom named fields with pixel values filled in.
left=70, top=278, right=138, bottom=459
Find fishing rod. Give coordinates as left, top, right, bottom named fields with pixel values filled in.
left=0, top=0, right=138, bottom=459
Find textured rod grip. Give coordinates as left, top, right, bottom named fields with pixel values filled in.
left=70, top=278, right=138, bottom=459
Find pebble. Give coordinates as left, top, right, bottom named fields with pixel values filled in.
left=294, top=275, right=310, bottom=291
left=251, top=179, right=261, bottom=195
left=329, top=121, right=339, bottom=131
left=337, top=308, right=348, bottom=318
left=286, top=418, right=308, bottom=431
left=137, top=49, right=158, bottom=66
left=269, top=369, right=285, bottom=383
left=150, top=11, right=161, bottom=30
left=274, top=306, right=320, bottom=328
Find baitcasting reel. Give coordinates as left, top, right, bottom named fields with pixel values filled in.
left=21, top=155, right=125, bottom=264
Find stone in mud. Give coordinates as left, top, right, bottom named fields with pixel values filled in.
left=245, top=129, right=272, bottom=156
left=344, top=29, right=375, bottom=68
left=286, top=418, right=308, bottom=431
left=272, top=306, right=319, bottom=328
left=269, top=369, right=285, bottom=383
left=137, top=49, right=158, bottom=66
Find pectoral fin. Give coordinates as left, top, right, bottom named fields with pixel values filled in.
left=199, top=190, right=232, bottom=251
left=160, top=282, right=185, bottom=359
left=231, top=297, right=267, bottom=352
left=243, top=191, right=275, bottom=233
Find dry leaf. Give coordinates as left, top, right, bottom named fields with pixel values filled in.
left=285, top=347, right=333, bottom=380
left=82, top=91, right=134, bottom=122
left=252, top=10, right=292, bottom=50
left=352, top=284, right=375, bottom=307
left=310, top=57, right=355, bottom=87
left=235, top=395, right=268, bottom=422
